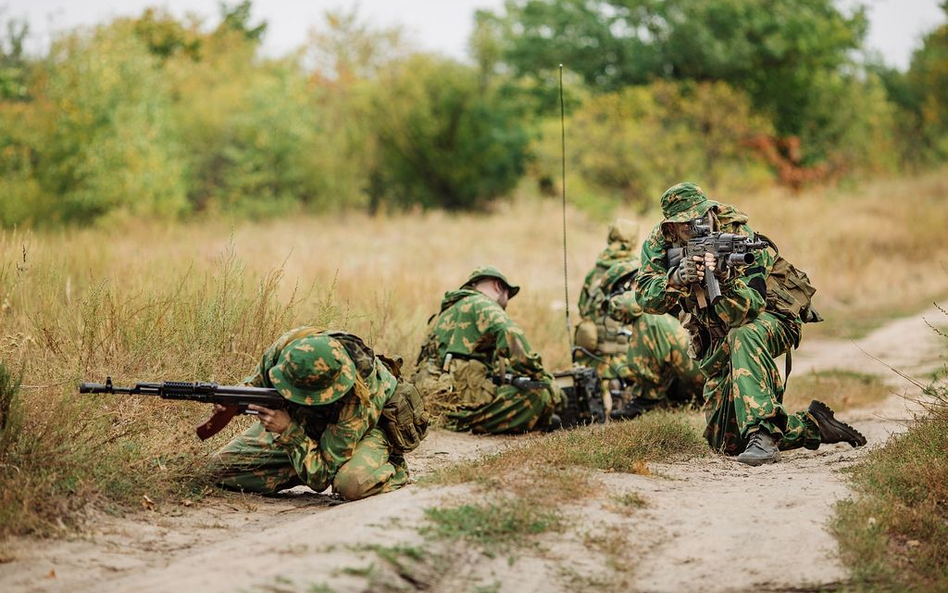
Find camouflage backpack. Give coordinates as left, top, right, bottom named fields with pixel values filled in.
left=758, top=234, right=823, bottom=324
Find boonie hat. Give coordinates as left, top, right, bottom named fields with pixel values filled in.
left=461, top=265, right=520, bottom=298
left=268, top=335, right=357, bottom=405
left=660, top=182, right=716, bottom=224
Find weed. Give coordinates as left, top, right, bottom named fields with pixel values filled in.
left=832, top=309, right=948, bottom=591
left=421, top=498, right=562, bottom=555
left=611, top=491, right=647, bottom=510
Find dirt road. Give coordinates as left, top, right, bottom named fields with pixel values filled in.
left=1, top=307, right=943, bottom=593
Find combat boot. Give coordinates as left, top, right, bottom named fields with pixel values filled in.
left=735, top=428, right=781, bottom=466
left=807, top=400, right=867, bottom=447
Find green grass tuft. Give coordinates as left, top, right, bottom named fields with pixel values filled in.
left=422, top=499, right=562, bottom=555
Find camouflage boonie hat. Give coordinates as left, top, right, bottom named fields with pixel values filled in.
left=607, top=218, right=638, bottom=245
left=461, top=265, right=520, bottom=298
left=268, top=335, right=357, bottom=405
left=602, top=260, right=640, bottom=294
left=660, top=182, right=715, bottom=224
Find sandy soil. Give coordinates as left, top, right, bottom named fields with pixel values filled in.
left=0, top=307, right=943, bottom=593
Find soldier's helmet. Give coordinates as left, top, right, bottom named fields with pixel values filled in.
left=660, top=182, right=716, bottom=224
left=607, top=218, right=639, bottom=246
left=268, top=335, right=358, bottom=406
left=602, top=260, right=640, bottom=296
left=461, top=265, right=520, bottom=298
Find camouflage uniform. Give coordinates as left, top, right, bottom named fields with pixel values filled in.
left=608, top=290, right=705, bottom=411
left=635, top=183, right=822, bottom=455
left=210, top=327, right=409, bottom=500
left=575, top=219, right=640, bottom=407
left=413, top=266, right=562, bottom=434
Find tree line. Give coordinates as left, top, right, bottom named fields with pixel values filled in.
left=0, top=0, right=946, bottom=227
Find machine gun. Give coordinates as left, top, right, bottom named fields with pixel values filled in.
left=667, top=213, right=769, bottom=305
left=79, top=377, right=285, bottom=440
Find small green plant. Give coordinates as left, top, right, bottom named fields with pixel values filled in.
left=611, top=491, right=647, bottom=510
left=422, top=499, right=562, bottom=555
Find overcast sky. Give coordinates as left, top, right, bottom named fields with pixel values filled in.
left=3, top=0, right=944, bottom=71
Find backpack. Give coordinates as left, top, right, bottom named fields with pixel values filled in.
left=758, top=234, right=822, bottom=323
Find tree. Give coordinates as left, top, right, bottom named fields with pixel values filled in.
left=365, top=55, right=530, bottom=211
left=481, top=0, right=867, bottom=142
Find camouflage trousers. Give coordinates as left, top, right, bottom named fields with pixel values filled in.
left=414, top=360, right=561, bottom=434
left=210, top=423, right=409, bottom=500
left=700, top=311, right=821, bottom=455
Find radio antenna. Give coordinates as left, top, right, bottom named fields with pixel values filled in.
left=559, top=64, right=573, bottom=351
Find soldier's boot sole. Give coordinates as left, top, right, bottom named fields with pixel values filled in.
left=808, top=400, right=867, bottom=448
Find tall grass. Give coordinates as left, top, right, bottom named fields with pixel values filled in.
left=0, top=172, right=946, bottom=537
left=832, top=307, right=948, bottom=592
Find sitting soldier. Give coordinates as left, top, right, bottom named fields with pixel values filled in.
left=604, top=261, right=705, bottom=420
left=574, top=218, right=640, bottom=414
left=412, top=266, right=563, bottom=434
left=211, top=327, right=425, bottom=500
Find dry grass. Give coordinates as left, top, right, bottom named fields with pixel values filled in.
left=783, top=369, right=893, bottom=412
left=0, top=171, right=945, bottom=536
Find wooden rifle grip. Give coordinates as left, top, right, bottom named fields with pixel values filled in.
left=196, top=405, right=239, bottom=441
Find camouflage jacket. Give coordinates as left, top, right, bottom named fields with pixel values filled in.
left=244, top=328, right=397, bottom=492
left=635, top=203, right=777, bottom=341
left=416, top=289, right=549, bottom=380
left=577, top=243, right=638, bottom=320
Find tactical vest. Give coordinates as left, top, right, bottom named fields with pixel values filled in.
left=596, top=313, right=631, bottom=355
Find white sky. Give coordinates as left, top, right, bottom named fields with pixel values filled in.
left=3, top=0, right=944, bottom=70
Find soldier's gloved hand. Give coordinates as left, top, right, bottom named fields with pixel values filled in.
left=670, top=254, right=702, bottom=286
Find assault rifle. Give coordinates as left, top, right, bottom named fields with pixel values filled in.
left=667, top=213, right=769, bottom=305
left=79, top=377, right=284, bottom=440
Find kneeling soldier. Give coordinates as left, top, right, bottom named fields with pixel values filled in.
left=211, top=327, right=424, bottom=500
left=604, top=261, right=705, bottom=420
left=413, top=266, right=563, bottom=434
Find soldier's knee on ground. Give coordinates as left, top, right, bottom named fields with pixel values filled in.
left=332, top=467, right=374, bottom=501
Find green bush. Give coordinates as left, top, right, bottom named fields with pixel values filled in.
left=365, top=55, right=530, bottom=211
left=533, top=80, right=773, bottom=209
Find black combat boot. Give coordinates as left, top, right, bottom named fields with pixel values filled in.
left=735, top=428, right=781, bottom=466
left=610, top=398, right=662, bottom=421
left=807, top=400, right=867, bottom=447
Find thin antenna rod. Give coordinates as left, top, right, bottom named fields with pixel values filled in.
left=559, top=64, right=573, bottom=351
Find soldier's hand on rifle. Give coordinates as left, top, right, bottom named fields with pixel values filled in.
left=248, top=404, right=291, bottom=434
left=671, top=254, right=703, bottom=286
left=703, top=252, right=718, bottom=278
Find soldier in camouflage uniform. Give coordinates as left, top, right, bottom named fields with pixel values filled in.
left=635, top=182, right=866, bottom=465
left=210, top=327, right=410, bottom=499
left=605, top=262, right=705, bottom=420
left=574, top=219, right=640, bottom=413
left=412, top=266, right=563, bottom=434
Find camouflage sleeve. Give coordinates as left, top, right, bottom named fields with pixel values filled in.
left=577, top=268, right=598, bottom=319
left=711, top=224, right=773, bottom=328
left=274, top=363, right=394, bottom=492
left=607, top=292, right=644, bottom=325
left=471, top=298, right=547, bottom=378
left=635, top=226, right=687, bottom=314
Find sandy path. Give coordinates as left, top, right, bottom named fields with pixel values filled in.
left=0, top=307, right=943, bottom=593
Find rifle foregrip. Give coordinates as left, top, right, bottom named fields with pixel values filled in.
left=196, top=405, right=239, bottom=441
left=706, top=270, right=722, bottom=303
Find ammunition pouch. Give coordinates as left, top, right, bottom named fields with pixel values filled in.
left=380, top=382, right=430, bottom=455
left=574, top=320, right=598, bottom=351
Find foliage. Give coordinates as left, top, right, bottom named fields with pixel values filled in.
left=482, top=0, right=866, bottom=133
left=533, top=80, right=774, bottom=208
left=365, top=55, right=530, bottom=211
left=32, top=23, right=188, bottom=224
